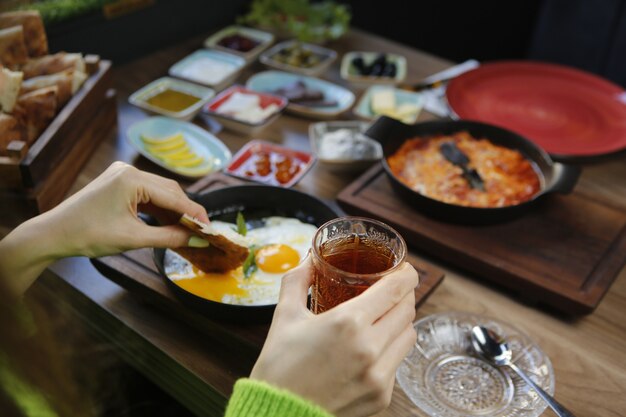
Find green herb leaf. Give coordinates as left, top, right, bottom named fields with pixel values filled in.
left=243, top=246, right=258, bottom=279
left=236, top=212, right=247, bottom=236
left=238, top=0, right=351, bottom=43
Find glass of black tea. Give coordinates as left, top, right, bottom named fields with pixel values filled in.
left=310, top=216, right=408, bottom=314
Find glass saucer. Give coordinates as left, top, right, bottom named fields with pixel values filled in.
left=396, top=312, right=554, bottom=417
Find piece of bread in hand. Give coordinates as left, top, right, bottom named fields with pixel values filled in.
left=13, top=85, right=57, bottom=143
left=0, top=26, right=28, bottom=69
left=174, top=214, right=250, bottom=273
left=22, top=52, right=85, bottom=79
left=0, top=10, right=48, bottom=57
left=0, top=65, right=23, bottom=112
left=0, top=112, right=25, bottom=156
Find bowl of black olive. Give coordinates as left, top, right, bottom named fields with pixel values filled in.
left=340, top=51, right=407, bottom=86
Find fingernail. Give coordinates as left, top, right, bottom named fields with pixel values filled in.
left=188, top=236, right=209, bottom=248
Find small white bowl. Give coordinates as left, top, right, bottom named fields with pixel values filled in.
left=204, top=25, right=275, bottom=64
left=202, top=85, right=287, bottom=135
left=309, top=120, right=382, bottom=173
left=340, top=51, right=407, bottom=87
left=260, top=40, right=337, bottom=77
left=169, top=49, right=246, bottom=92
left=128, top=77, right=215, bottom=121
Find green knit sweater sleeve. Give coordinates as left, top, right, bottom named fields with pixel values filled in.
left=224, top=378, right=335, bottom=417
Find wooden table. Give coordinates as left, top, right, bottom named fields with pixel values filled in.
left=36, top=28, right=626, bottom=417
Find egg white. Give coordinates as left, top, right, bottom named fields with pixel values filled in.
left=165, top=216, right=317, bottom=306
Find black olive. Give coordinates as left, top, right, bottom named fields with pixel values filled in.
left=352, top=56, right=366, bottom=73
left=370, top=63, right=384, bottom=76
left=373, top=53, right=387, bottom=65
left=382, top=62, right=397, bottom=77
left=368, top=54, right=388, bottom=76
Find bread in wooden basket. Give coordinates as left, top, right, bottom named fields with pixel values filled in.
left=0, top=10, right=92, bottom=157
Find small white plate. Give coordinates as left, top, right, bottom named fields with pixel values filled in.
left=169, top=49, right=246, bottom=91
left=128, top=77, right=215, bottom=121
left=246, top=70, right=355, bottom=119
left=126, top=116, right=231, bottom=178
left=203, top=25, right=275, bottom=64
left=354, top=85, right=424, bottom=123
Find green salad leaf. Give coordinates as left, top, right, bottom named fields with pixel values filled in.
left=237, top=0, right=351, bottom=43
left=236, top=212, right=247, bottom=236
left=13, top=0, right=113, bottom=25
left=242, top=246, right=258, bottom=279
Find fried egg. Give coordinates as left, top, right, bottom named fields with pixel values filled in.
left=164, top=216, right=316, bottom=305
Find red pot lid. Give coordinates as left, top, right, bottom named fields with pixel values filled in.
left=446, top=61, right=626, bottom=158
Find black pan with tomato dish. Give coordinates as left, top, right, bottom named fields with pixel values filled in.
left=365, top=116, right=581, bottom=224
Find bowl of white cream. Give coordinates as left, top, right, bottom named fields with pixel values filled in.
left=309, top=120, right=382, bottom=173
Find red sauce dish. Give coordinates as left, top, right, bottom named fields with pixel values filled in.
left=226, top=140, right=316, bottom=188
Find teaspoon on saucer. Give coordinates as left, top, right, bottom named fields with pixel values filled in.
left=471, top=325, right=576, bottom=417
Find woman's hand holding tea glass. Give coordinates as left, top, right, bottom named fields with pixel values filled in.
left=252, top=217, right=420, bottom=417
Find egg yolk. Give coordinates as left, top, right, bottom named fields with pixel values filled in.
left=256, top=244, right=300, bottom=273
left=174, top=266, right=247, bottom=302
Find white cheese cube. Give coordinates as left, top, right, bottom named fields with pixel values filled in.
left=371, top=89, right=396, bottom=115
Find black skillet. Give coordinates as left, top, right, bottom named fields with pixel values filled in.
left=365, top=117, right=581, bottom=224
left=153, top=185, right=341, bottom=324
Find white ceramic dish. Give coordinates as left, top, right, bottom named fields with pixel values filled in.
left=340, top=51, right=407, bottom=87
left=203, top=25, right=275, bottom=64
left=246, top=70, right=355, bottom=119
left=126, top=116, right=231, bottom=178
left=259, top=39, right=337, bottom=77
left=308, top=120, right=381, bottom=173
left=353, top=85, right=424, bottom=123
left=226, top=140, right=316, bottom=188
left=203, top=85, right=287, bottom=135
left=168, top=49, right=246, bottom=91
left=128, top=77, right=215, bottom=121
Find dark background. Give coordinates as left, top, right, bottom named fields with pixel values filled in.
left=343, top=0, right=626, bottom=87
left=46, top=0, right=626, bottom=87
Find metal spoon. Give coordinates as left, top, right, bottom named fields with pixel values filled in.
left=471, top=326, right=576, bottom=417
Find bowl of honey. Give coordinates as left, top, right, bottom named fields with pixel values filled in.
left=129, top=77, right=216, bottom=121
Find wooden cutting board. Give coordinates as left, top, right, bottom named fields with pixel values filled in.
left=92, top=173, right=445, bottom=350
left=337, top=164, right=626, bottom=315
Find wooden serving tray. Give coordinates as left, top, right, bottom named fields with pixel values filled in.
left=0, top=61, right=116, bottom=228
left=337, top=164, right=626, bottom=315
left=92, top=173, right=445, bottom=350
left=0, top=60, right=114, bottom=189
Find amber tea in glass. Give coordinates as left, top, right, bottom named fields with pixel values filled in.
left=310, top=217, right=407, bottom=313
